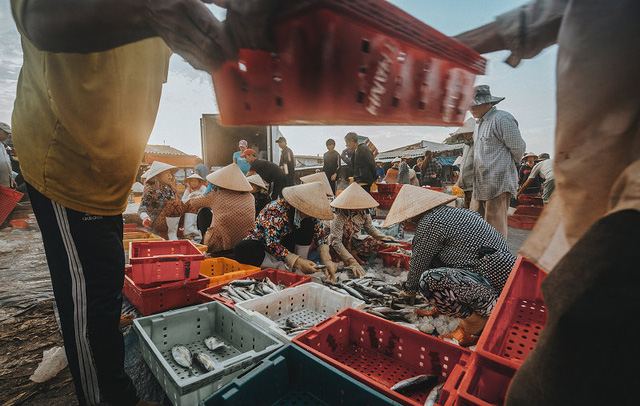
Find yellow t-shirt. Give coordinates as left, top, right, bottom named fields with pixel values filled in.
left=11, top=0, right=172, bottom=215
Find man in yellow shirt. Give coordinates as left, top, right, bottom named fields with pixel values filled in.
left=10, top=0, right=278, bottom=405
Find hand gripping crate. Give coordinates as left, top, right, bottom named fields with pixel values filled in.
left=123, top=266, right=209, bottom=316
left=133, top=301, right=283, bottom=406
left=234, top=283, right=365, bottom=343
left=0, top=185, right=23, bottom=225
left=292, top=307, right=472, bottom=406
left=129, top=240, right=204, bottom=285
left=199, top=257, right=262, bottom=287
left=197, top=269, right=312, bottom=309
left=475, top=256, right=547, bottom=370
left=201, top=345, right=398, bottom=406
left=211, top=0, right=485, bottom=126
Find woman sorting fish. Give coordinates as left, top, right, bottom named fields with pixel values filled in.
left=384, top=185, right=516, bottom=347
left=188, top=163, right=255, bottom=255
left=234, top=182, right=338, bottom=279
left=326, top=182, right=396, bottom=276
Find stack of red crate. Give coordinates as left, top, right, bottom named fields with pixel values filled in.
left=370, top=183, right=403, bottom=210
left=449, top=256, right=548, bottom=405
left=123, top=240, right=208, bottom=315
left=508, top=197, right=544, bottom=230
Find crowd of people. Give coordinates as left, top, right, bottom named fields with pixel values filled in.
left=6, top=0, right=637, bottom=404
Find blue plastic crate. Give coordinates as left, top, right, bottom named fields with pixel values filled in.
left=133, top=301, right=283, bottom=406
left=201, top=345, right=400, bottom=406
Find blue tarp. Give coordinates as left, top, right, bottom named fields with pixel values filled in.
left=436, top=157, right=457, bottom=166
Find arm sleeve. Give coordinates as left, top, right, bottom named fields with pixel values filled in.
left=363, top=214, right=385, bottom=239
left=528, top=162, right=542, bottom=179
left=329, top=214, right=348, bottom=252
left=499, top=114, right=527, bottom=164
left=314, top=218, right=328, bottom=246
left=260, top=215, right=292, bottom=262
left=405, top=217, right=443, bottom=294
left=187, top=192, right=214, bottom=211
left=495, top=0, right=568, bottom=67
left=138, top=188, right=152, bottom=216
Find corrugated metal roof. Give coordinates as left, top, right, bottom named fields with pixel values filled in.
left=377, top=140, right=462, bottom=159
left=145, top=144, right=192, bottom=156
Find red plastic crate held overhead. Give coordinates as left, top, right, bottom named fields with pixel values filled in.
left=212, top=0, right=486, bottom=126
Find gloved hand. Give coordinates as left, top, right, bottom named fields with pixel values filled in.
left=142, top=217, right=152, bottom=229
left=317, top=244, right=337, bottom=281
left=293, top=257, right=319, bottom=274
left=336, top=247, right=365, bottom=277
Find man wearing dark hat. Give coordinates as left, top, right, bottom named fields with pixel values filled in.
left=468, top=85, right=526, bottom=237
left=276, top=135, right=295, bottom=186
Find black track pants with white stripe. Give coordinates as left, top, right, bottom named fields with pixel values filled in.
left=27, top=184, right=138, bottom=406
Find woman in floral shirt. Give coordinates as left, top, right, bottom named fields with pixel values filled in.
left=138, top=161, right=194, bottom=239
left=235, top=183, right=338, bottom=279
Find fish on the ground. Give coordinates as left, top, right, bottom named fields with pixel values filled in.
left=204, top=336, right=227, bottom=352
left=424, top=382, right=444, bottom=406
left=390, top=374, right=438, bottom=394
left=192, top=352, right=216, bottom=372
left=171, top=345, right=193, bottom=373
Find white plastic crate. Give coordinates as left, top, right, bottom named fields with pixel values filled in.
left=234, top=283, right=365, bottom=343
left=133, top=301, right=282, bottom=406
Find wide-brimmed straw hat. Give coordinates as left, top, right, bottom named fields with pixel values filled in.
left=142, top=161, right=178, bottom=182
left=186, top=173, right=206, bottom=182
left=283, top=183, right=334, bottom=220
left=470, top=85, right=505, bottom=107
left=522, top=152, right=537, bottom=160
left=247, top=174, right=267, bottom=190
left=206, top=163, right=252, bottom=192
left=383, top=185, right=456, bottom=227
left=300, top=172, right=334, bottom=196
left=330, top=182, right=379, bottom=210
left=450, top=117, right=476, bottom=136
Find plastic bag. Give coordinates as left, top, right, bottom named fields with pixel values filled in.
left=30, top=346, right=68, bottom=383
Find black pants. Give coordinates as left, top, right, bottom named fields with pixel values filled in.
left=506, top=210, right=640, bottom=406
left=234, top=217, right=315, bottom=266
left=27, top=184, right=138, bottom=406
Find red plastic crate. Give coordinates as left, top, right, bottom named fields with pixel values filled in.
left=436, top=363, right=468, bottom=406
left=507, top=215, right=536, bottom=230
left=211, top=0, right=485, bottom=126
left=378, top=246, right=411, bottom=269
left=517, top=195, right=543, bottom=206
left=457, top=355, right=517, bottom=406
left=422, top=186, right=445, bottom=192
left=376, top=183, right=404, bottom=194
left=129, top=240, right=204, bottom=286
left=476, top=256, right=547, bottom=370
left=122, top=265, right=208, bottom=316
left=293, top=307, right=472, bottom=406
left=197, top=268, right=312, bottom=309
left=370, top=192, right=396, bottom=210
left=513, top=205, right=543, bottom=218
left=0, top=185, right=23, bottom=225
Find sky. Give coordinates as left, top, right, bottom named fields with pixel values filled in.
left=0, top=0, right=557, bottom=158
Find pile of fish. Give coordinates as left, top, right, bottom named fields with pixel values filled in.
left=170, top=336, right=228, bottom=376
left=218, top=278, right=285, bottom=303
left=391, top=374, right=444, bottom=406
left=321, top=276, right=430, bottom=325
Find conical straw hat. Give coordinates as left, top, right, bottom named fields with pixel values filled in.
left=142, top=161, right=178, bottom=182
left=382, top=185, right=456, bottom=227
left=300, top=172, right=334, bottom=196
left=247, top=174, right=267, bottom=190
left=450, top=117, right=476, bottom=135
left=186, top=173, right=206, bottom=181
left=282, top=183, right=334, bottom=220
left=330, top=182, right=379, bottom=210
left=206, top=163, right=252, bottom=192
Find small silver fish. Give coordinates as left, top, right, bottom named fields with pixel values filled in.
left=171, top=345, right=193, bottom=371
left=285, top=317, right=300, bottom=329
left=424, top=382, right=444, bottom=406
left=192, top=352, right=216, bottom=372
left=204, top=336, right=227, bottom=351
left=390, top=374, right=438, bottom=394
